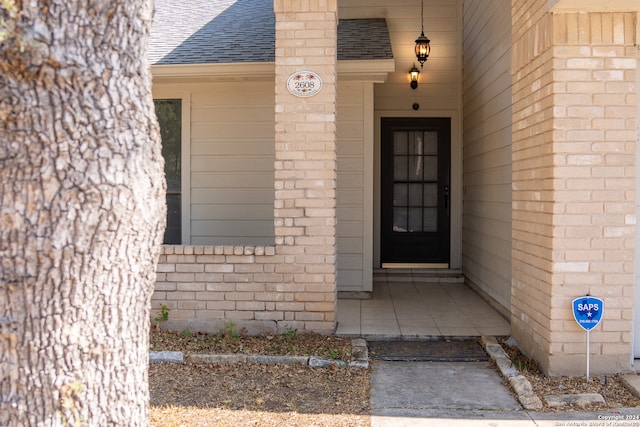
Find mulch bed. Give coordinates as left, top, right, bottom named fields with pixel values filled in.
left=500, top=339, right=640, bottom=411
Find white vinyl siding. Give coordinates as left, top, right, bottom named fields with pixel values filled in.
left=461, top=0, right=512, bottom=310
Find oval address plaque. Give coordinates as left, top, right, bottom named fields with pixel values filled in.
left=287, top=71, right=322, bottom=97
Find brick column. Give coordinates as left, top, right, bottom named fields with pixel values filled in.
left=272, top=0, right=338, bottom=332
left=512, top=1, right=637, bottom=375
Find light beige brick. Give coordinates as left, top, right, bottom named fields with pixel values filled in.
left=294, top=312, right=324, bottom=321
left=305, top=302, right=334, bottom=312
left=204, top=264, right=234, bottom=273
left=234, top=264, right=266, bottom=274
left=154, top=282, right=176, bottom=292
left=225, top=292, right=255, bottom=302
left=223, top=274, right=253, bottom=283
left=156, top=263, right=175, bottom=273
left=166, top=273, right=195, bottom=282
left=236, top=283, right=266, bottom=293
left=255, top=311, right=284, bottom=321
left=207, top=301, right=235, bottom=311
left=205, top=283, right=235, bottom=292
left=196, top=310, right=224, bottom=320
left=197, top=292, right=225, bottom=301
left=169, top=292, right=196, bottom=301
left=195, top=255, right=225, bottom=264
left=237, top=301, right=266, bottom=311
left=225, top=311, right=254, bottom=321
left=276, top=302, right=305, bottom=312
left=175, top=263, right=204, bottom=273
left=177, top=301, right=206, bottom=310
left=195, top=273, right=224, bottom=283
left=151, top=291, right=166, bottom=301
left=177, top=283, right=205, bottom=292
left=167, top=254, right=196, bottom=263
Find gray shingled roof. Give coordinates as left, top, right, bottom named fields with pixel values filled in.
left=150, top=0, right=393, bottom=65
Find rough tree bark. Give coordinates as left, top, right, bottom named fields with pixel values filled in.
left=0, top=0, right=166, bottom=425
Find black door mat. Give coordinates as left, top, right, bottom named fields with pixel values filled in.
left=368, top=339, right=489, bottom=362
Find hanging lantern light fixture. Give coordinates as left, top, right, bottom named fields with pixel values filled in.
left=415, top=0, right=431, bottom=68
left=409, top=64, right=420, bottom=89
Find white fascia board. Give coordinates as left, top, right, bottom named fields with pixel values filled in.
left=151, top=59, right=395, bottom=83
left=548, top=0, right=640, bottom=11
left=338, top=59, right=396, bottom=82
left=151, top=62, right=275, bottom=82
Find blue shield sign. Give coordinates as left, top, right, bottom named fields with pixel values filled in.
left=572, top=297, right=604, bottom=331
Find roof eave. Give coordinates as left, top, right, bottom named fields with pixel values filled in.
left=151, top=59, right=395, bottom=84
left=338, top=59, right=396, bottom=82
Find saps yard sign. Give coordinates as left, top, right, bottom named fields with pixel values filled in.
left=572, top=296, right=604, bottom=332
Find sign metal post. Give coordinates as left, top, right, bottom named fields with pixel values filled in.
left=572, top=296, right=604, bottom=383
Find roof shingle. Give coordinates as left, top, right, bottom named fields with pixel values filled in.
left=150, top=0, right=393, bottom=65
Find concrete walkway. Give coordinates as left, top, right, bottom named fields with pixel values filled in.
left=370, top=359, right=640, bottom=427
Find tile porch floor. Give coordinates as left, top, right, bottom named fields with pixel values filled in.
left=336, top=281, right=511, bottom=339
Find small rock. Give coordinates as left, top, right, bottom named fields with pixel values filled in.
left=504, top=336, right=518, bottom=347
left=510, top=375, right=544, bottom=410
left=149, top=351, right=183, bottom=363
left=348, top=359, right=369, bottom=369
left=544, top=393, right=605, bottom=408
left=519, top=393, right=544, bottom=410
left=249, top=355, right=308, bottom=365
left=188, top=354, right=246, bottom=364
left=309, top=356, right=346, bottom=368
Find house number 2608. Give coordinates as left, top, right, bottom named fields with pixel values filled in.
left=294, top=81, right=315, bottom=89
left=287, top=71, right=323, bottom=97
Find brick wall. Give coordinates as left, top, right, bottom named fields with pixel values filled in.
left=512, top=0, right=637, bottom=375
left=151, top=1, right=339, bottom=335
left=153, top=245, right=336, bottom=334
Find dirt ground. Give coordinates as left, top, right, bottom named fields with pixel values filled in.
left=149, top=362, right=369, bottom=427
left=148, top=331, right=640, bottom=426
left=149, top=330, right=369, bottom=426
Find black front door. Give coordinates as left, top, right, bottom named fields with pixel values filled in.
left=381, top=118, right=451, bottom=265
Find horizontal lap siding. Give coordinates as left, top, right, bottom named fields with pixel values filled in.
left=190, top=83, right=276, bottom=246
left=359, top=0, right=459, bottom=112
left=337, top=82, right=367, bottom=291
left=462, top=0, right=513, bottom=310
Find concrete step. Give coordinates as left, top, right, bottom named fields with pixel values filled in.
left=373, top=268, right=465, bottom=283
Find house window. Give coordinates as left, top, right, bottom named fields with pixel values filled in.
left=154, top=99, right=182, bottom=244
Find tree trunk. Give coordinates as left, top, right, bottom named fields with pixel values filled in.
left=0, top=1, right=165, bottom=425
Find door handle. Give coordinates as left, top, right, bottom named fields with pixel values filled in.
left=443, top=186, right=449, bottom=210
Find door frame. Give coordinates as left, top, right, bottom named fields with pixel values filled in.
left=373, top=111, right=462, bottom=270
left=380, top=117, right=451, bottom=266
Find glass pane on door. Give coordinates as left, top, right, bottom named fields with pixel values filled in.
left=392, top=130, right=439, bottom=233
